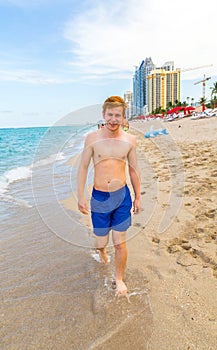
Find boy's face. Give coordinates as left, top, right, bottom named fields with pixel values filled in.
left=102, top=106, right=124, bottom=131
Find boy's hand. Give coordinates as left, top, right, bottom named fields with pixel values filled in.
left=78, top=200, right=89, bottom=215
left=133, top=198, right=141, bottom=214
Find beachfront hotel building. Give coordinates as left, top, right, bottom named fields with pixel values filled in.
left=124, top=91, right=133, bottom=119
left=133, top=59, right=181, bottom=115
left=133, top=57, right=155, bottom=115
left=147, top=65, right=181, bottom=113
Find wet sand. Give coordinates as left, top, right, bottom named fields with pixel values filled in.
left=1, top=116, right=217, bottom=349
left=1, top=202, right=153, bottom=350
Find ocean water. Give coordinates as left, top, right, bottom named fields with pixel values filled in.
left=0, top=125, right=97, bottom=225
left=1, top=123, right=153, bottom=349
left=0, top=125, right=93, bottom=199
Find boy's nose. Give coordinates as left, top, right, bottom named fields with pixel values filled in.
left=111, top=115, right=118, bottom=121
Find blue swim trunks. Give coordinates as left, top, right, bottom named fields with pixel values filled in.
left=90, top=185, right=132, bottom=236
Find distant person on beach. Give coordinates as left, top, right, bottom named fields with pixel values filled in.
left=97, top=122, right=105, bottom=129
left=122, top=118, right=129, bottom=132
left=77, top=96, right=141, bottom=296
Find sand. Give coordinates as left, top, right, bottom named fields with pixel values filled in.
left=2, top=117, right=216, bottom=350
left=128, top=116, right=217, bottom=349
left=61, top=116, right=217, bottom=349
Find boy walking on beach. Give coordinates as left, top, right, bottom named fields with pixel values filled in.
left=77, top=96, right=141, bottom=296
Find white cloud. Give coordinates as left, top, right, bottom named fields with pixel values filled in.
left=64, top=0, right=217, bottom=81
left=0, top=66, right=130, bottom=85
left=0, top=69, right=79, bottom=84
left=0, top=110, right=13, bottom=114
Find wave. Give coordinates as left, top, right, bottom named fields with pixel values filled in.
left=0, top=151, right=67, bottom=207
left=0, top=165, right=33, bottom=208
left=0, top=165, right=32, bottom=195
left=33, top=151, right=66, bottom=168
left=0, top=124, right=95, bottom=207
left=5, top=166, right=32, bottom=183
left=0, top=193, right=32, bottom=208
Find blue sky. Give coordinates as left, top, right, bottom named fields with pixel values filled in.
left=0, top=0, right=216, bottom=127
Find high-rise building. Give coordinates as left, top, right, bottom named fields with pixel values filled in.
left=124, top=91, right=133, bottom=119
left=133, top=57, right=155, bottom=115
left=162, top=61, right=174, bottom=71
left=133, top=58, right=181, bottom=115
left=148, top=67, right=180, bottom=113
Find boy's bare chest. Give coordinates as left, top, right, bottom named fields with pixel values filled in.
left=93, top=139, right=130, bottom=161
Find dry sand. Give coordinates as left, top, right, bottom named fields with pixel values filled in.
left=62, top=116, right=217, bottom=349
left=128, top=116, right=217, bottom=349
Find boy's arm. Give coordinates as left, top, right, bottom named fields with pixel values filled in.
left=77, top=134, right=93, bottom=214
left=127, top=137, right=141, bottom=214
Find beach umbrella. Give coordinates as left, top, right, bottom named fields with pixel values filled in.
left=135, top=115, right=146, bottom=120
left=167, top=106, right=185, bottom=114
left=184, top=106, right=195, bottom=115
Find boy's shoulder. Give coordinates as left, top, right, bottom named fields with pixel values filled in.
left=86, top=129, right=98, bottom=139
left=85, top=129, right=101, bottom=145
left=123, top=130, right=137, bottom=145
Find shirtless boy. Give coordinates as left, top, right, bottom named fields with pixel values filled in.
left=77, top=96, right=141, bottom=296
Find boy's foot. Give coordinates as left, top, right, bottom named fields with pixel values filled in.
left=98, top=248, right=109, bottom=265
left=116, top=279, right=128, bottom=297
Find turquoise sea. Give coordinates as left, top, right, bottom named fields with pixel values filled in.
left=0, top=125, right=94, bottom=198
left=0, top=124, right=99, bottom=225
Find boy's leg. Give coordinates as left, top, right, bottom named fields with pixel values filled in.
left=94, top=234, right=109, bottom=265
left=112, top=230, right=128, bottom=296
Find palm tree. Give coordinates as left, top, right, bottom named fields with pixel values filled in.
left=199, top=97, right=206, bottom=105
left=199, top=97, right=207, bottom=106
left=167, top=101, right=173, bottom=109
left=210, top=81, right=217, bottom=98
left=213, top=96, right=217, bottom=108
left=210, top=82, right=217, bottom=108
